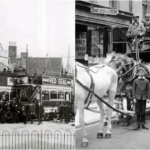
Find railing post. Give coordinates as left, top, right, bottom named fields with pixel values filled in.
left=41, top=130, right=42, bottom=150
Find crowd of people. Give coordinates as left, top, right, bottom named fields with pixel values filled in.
left=56, top=101, right=75, bottom=124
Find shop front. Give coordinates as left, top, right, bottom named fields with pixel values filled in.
left=76, top=1, right=132, bottom=65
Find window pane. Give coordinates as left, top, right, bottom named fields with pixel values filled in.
left=42, top=90, right=49, bottom=100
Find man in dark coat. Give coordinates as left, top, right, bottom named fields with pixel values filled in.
left=133, top=68, right=150, bottom=130
left=11, top=97, right=19, bottom=123
left=64, top=103, right=70, bottom=124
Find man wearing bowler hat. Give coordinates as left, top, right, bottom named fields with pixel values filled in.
left=126, top=13, right=146, bottom=52
left=133, top=68, right=150, bottom=130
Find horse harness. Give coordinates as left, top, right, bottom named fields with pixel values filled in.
left=75, top=64, right=95, bottom=108
left=75, top=63, right=132, bottom=117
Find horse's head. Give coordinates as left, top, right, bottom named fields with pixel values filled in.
left=109, top=53, right=135, bottom=81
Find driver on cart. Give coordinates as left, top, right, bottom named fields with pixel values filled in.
left=126, top=13, right=146, bottom=52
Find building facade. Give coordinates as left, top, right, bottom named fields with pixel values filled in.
left=76, top=0, right=150, bottom=65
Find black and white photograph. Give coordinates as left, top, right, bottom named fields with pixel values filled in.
left=0, top=0, right=75, bottom=149
left=75, top=0, right=150, bottom=149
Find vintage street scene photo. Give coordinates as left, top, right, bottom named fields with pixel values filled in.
left=75, top=0, right=150, bottom=149
left=0, top=0, right=75, bottom=149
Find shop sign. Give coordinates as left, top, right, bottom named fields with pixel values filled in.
left=91, top=7, right=118, bottom=15
left=42, top=76, right=73, bottom=86
left=76, top=9, right=130, bottom=26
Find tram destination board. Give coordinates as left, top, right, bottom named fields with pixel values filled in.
left=42, top=76, right=73, bottom=86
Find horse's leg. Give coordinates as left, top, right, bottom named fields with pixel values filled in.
left=77, top=100, right=88, bottom=147
left=97, top=100, right=105, bottom=138
left=105, top=90, right=115, bottom=139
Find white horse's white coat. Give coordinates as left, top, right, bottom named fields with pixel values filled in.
left=75, top=62, right=118, bottom=147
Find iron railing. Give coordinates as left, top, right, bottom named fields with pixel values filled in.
left=0, top=130, right=75, bottom=150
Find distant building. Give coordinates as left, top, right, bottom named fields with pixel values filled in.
left=8, top=42, right=17, bottom=64
left=27, top=57, right=63, bottom=77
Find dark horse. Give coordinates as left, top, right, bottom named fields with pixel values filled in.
left=110, top=53, right=150, bottom=125
left=35, top=101, right=44, bottom=125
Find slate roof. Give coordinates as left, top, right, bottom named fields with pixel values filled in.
left=0, top=63, right=6, bottom=71
left=27, top=57, right=62, bottom=76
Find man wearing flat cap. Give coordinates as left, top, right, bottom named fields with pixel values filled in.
left=133, top=68, right=150, bottom=130
left=126, top=14, right=146, bottom=52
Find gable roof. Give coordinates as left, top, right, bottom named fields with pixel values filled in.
left=27, top=57, right=62, bottom=76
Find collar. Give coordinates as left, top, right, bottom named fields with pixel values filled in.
left=138, top=76, right=145, bottom=79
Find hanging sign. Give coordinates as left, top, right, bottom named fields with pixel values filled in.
left=91, top=7, right=118, bottom=15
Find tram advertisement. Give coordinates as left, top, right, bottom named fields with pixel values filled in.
left=42, top=76, right=73, bottom=86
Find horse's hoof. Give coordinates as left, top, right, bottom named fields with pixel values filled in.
left=81, top=142, right=88, bottom=147
left=97, top=133, right=103, bottom=138
left=105, top=133, right=111, bottom=139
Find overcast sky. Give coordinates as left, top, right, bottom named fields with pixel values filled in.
left=0, top=0, right=75, bottom=68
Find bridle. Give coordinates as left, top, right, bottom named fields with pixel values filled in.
left=110, top=57, right=138, bottom=82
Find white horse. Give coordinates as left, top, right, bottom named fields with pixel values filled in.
left=75, top=62, right=118, bottom=147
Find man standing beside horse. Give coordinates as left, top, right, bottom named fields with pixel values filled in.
left=133, top=68, right=150, bottom=130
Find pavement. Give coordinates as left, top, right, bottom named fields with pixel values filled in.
left=76, top=110, right=150, bottom=149
left=75, top=102, right=118, bottom=128
left=0, top=119, right=75, bottom=134
left=75, top=101, right=150, bottom=128
left=0, top=120, right=75, bottom=150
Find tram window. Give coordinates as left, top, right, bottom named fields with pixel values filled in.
left=65, top=92, right=70, bottom=101
left=51, top=91, right=57, bottom=99
left=42, top=91, right=49, bottom=100
left=10, top=91, right=16, bottom=100
left=58, top=91, right=64, bottom=99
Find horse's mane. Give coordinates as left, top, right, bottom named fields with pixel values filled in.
left=112, top=53, right=133, bottom=64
